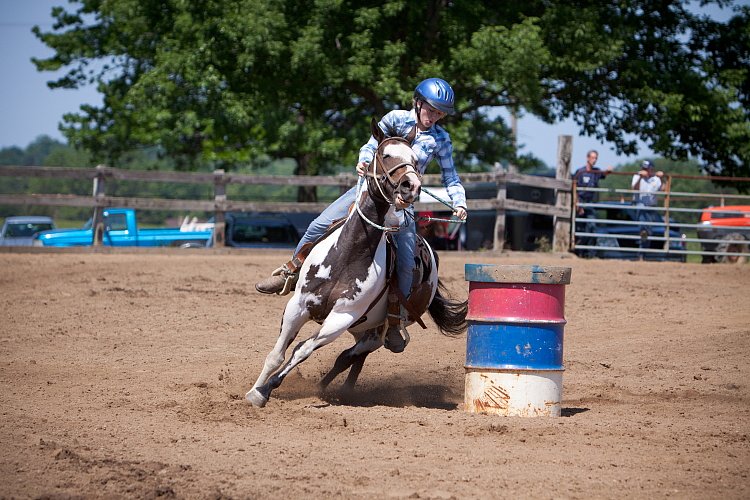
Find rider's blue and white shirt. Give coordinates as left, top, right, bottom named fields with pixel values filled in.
left=358, top=109, right=467, bottom=209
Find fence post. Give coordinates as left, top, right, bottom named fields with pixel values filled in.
left=339, top=173, right=351, bottom=196
left=493, top=165, right=507, bottom=251
left=91, top=164, right=107, bottom=246
left=553, top=136, right=572, bottom=252
left=213, top=169, right=227, bottom=247
left=664, top=175, right=672, bottom=252
left=570, top=182, right=578, bottom=251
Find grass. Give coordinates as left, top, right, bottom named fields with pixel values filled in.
left=683, top=229, right=703, bottom=264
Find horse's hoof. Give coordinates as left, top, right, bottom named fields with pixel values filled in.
left=245, top=388, right=268, bottom=408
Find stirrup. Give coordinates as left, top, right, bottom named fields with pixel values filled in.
left=271, top=265, right=298, bottom=296
left=385, top=307, right=411, bottom=348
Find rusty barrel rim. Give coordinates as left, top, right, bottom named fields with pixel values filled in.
left=465, top=264, right=572, bottom=285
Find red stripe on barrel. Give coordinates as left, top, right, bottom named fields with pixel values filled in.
left=467, top=282, right=566, bottom=323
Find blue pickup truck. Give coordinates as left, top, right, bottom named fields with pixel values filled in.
left=34, top=208, right=212, bottom=248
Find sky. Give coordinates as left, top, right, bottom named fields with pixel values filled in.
left=0, top=1, right=742, bottom=169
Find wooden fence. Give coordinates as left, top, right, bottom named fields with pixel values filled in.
left=0, top=137, right=574, bottom=249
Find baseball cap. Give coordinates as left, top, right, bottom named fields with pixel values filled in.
left=642, top=160, right=654, bottom=169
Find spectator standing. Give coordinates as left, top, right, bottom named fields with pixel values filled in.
left=573, top=150, right=612, bottom=255
left=631, top=160, right=666, bottom=256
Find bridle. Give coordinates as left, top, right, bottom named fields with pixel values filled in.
left=355, top=136, right=421, bottom=232
left=370, top=137, right=421, bottom=203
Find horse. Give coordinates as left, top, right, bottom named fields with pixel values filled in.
left=246, top=119, right=468, bottom=408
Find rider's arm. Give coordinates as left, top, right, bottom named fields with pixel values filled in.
left=357, top=112, right=401, bottom=165
left=437, top=138, right=467, bottom=210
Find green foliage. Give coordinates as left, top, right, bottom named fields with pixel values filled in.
left=537, top=2, right=750, bottom=180
left=30, top=0, right=750, bottom=193
left=0, top=136, right=91, bottom=220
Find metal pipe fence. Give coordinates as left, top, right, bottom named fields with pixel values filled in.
left=573, top=180, right=750, bottom=263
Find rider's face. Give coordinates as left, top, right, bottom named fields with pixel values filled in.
left=417, top=101, right=446, bottom=130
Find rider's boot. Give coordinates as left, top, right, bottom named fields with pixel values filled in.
left=255, top=264, right=298, bottom=295
left=384, top=295, right=408, bottom=353
left=256, top=243, right=313, bottom=296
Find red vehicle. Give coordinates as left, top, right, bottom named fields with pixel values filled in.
left=697, top=205, right=750, bottom=263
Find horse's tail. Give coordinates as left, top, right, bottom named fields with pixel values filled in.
left=428, top=279, right=468, bottom=337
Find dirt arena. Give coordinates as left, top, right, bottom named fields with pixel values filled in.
left=1, top=249, right=748, bottom=498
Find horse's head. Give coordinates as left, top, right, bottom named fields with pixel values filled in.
left=368, top=118, right=421, bottom=206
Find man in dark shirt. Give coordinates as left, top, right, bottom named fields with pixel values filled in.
left=572, top=150, right=613, bottom=255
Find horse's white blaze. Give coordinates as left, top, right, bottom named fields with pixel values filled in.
left=383, top=141, right=417, bottom=165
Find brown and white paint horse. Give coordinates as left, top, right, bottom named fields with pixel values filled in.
left=246, top=119, right=467, bottom=408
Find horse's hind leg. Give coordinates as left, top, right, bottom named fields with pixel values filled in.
left=342, top=353, right=368, bottom=392
left=319, top=329, right=382, bottom=393
left=247, top=302, right=309, bottom=402
left=319, top=345, right=359, bottom=391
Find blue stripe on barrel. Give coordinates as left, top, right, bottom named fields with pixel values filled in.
left=465, top=322, right=564, bottom=371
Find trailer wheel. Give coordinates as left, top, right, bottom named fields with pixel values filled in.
left=715, top=233, right=748, bottom=264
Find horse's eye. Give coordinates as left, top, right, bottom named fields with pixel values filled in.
left=383, top=154, right=392, bottom=159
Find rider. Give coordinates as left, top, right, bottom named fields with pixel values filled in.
left=255, top=77, right=468, bottom=353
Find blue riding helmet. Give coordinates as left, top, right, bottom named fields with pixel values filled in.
left=414, top=78, right=455, bottom=115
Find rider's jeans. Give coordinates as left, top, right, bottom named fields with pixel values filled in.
left=294, top=185, right=416, bottom=298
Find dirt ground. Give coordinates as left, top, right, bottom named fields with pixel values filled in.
left=0, top=248, right=748, bottom=499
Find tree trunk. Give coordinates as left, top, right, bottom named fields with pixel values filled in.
left=295, top=154, right=317, bottom=202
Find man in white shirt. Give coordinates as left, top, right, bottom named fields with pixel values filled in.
left=631, top=160, right=666, bottom=256
left=631, top=160, right=665, bottom=206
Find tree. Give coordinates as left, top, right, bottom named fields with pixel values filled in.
left=32, top=0, right=750, bottom=201
left=536, top=2, right=750, bottom=182
left=31, top=0, right=545, bottom=201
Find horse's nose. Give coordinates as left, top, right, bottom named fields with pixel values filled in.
left=400, top=178, right=421, bottom=202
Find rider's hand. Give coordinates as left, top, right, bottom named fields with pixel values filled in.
left=356, top=162, right=369, bottom=177
left=454, top=206, right=468, bottom=220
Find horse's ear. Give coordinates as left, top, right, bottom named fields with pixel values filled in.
left=405, top=125, right=417, bottom=145
left=371, top=117, right=385, bottom=144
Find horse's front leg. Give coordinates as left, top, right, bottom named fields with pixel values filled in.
left=247, top=311, right=354, bottom=407
left=248, top=301, right=309, bottom=398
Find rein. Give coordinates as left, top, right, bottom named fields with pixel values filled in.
left=354, top=176, right=400, bottom=232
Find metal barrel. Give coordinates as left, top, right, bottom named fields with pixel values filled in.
left=464, top=264, right=572, bottom=417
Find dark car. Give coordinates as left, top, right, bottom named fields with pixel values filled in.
left=575, top=202, right=686, bottom=261
left=434, top=177, right=556, bottom=251
left=208, top=212, right=301, bottom=248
